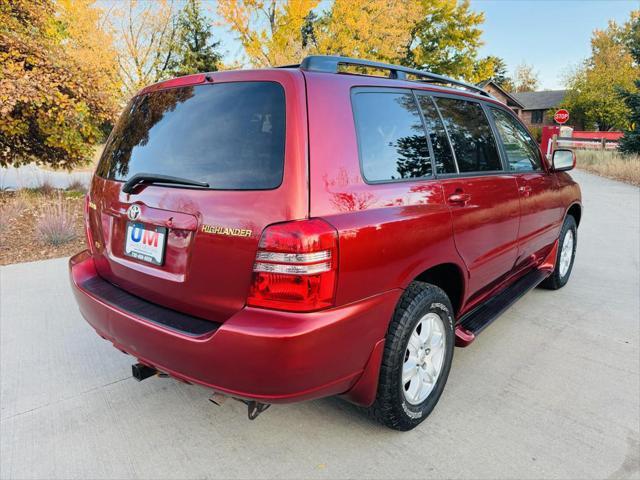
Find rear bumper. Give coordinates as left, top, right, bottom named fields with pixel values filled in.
left=69, top=250, right=401, bottom=404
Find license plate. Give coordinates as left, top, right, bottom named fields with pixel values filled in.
left=124, top=222, right=167, bottom=266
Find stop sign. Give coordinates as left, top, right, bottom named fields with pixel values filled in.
left=554, top=109, right=570, bottom=124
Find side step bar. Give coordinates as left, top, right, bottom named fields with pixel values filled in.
left=455, top=268, right=549, bottom=346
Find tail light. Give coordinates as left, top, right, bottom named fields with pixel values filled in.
left=247, top=219, right=339, bottom=312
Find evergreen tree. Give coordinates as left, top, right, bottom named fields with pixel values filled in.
left=486, top=56, right=512, bottom=90
left=172, top=0, right=221, bottom=76
left=619, top=12, right=640, bottom=154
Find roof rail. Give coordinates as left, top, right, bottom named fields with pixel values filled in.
left=299, top=55, right=492, bottom=98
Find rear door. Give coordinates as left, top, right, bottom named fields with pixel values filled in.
left=416, top=94, right=521, bottom=299
left=86, top=70, right=308, bottom=323
left=489, top=107, right=559, bottom=266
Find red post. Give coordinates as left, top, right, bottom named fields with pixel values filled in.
left=541, top=126, right=560, bottom=158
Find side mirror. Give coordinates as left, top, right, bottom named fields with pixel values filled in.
left=552, top=149, right=576, bottom=172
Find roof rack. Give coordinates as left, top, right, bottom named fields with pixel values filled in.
left=298, top=55, right=492, bottom=98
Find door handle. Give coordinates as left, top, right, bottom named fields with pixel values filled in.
left=519, top=185, right=532, bottom=197
left=448, top=193, right=470, bottom=205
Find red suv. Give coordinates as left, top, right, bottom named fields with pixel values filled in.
left=69, top=56, right=581, bottom=430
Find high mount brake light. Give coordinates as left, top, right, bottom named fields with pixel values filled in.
left=247, top=219, right=339, bottom=312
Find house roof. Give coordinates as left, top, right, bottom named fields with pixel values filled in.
left=511, top=90, right=567, bottom=110
left=477, top=80, right=524, bottom=108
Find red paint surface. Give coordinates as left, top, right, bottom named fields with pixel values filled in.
left=72, top=67, right=582, bottom=406
left=571, top=131, right=624, bottom=140
left=541, top=125, right=561, bottom=154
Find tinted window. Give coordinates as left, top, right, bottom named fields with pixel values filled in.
left=352, top=92, right=432, bottom=182
left=434, top=98, right=502, bottom=173
left=416, top=95, right=457, bottom=174
left=97, top=82, right=285, bottom=190
left=491, top=108, right=542, bottom=172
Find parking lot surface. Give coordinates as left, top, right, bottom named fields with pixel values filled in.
left=1, top=170, right=639, bottom=480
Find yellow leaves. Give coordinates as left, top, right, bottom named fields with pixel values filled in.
left=218, top=0, right=319, bottom=67
left=218, top=0, right=489, bottom=82
left=563, top=11, right=639, bottom=131
left=0, top=0, right=118, bottom=168
left=315, top=0, right=421, bottom=65
left=0, top=118, right=29, bottom=137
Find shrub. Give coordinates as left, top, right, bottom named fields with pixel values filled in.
left=66, top=178, right=88, bottom=193
left=36, top=196, right=76, bottom=245
left=529, top=126, right=542, bottom=143
left=31, top=178, right=56, bottom=196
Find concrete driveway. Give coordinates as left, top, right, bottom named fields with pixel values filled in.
left=1, top=170, right=638, bottom=480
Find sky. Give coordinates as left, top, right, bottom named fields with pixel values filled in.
left=471, top=0, right=639, bottom=90
left=207, top=0, right=637, bottom=90
left=122, top=0, right=638, bottom=91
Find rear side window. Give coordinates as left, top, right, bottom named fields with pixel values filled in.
left=434, top=97, right=502, bottom=173
left=491, top=108, right=542, bottom=172
left=352, top=92, right=432, bottom=182
left=97, top=82, right=285, bottom=190
left=416, top=95, right=457, bottom=175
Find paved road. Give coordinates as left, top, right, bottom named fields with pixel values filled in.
left=1, top=170, right=639, bottom=480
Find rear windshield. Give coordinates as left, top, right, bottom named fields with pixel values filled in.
left=96, top=81, right=286, bottom=190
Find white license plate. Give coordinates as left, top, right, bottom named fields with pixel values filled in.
left=124, top=222, right=167, bottom=266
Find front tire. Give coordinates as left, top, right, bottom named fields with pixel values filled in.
left=368, top=282, right=455, bottom=431
left=540, top=215, right=577, bottom=290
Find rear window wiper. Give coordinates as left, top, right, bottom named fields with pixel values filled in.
left=122, top=173, right=210, bottom=193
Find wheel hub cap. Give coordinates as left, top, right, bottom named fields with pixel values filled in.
left=559, top=229, right=574, bottom=277
left=402, top=312, right=446, bottom=405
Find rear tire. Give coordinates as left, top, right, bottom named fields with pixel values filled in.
left=368, top=282, right=454, bottom=431
left=540, top=215, right=577, bottom=290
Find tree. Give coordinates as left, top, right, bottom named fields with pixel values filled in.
left=56, top=0, right=121, bottom=104
left=404, top=0, right=488, bottom=81
left=511, top=63, right=539, bottom=93
left=562, top=14, right=638, bottom=131
left=618, top=11, right=640, bottom=153
left=314, top=0, right=422, bottom=66
left=479, top=55, right=512, bottom=90
left=217, top=0, right=319, bottom=67
left=0, top=0, right=120, bottom=169
left=218, top=0, right=495, bottom=83
left=110, top=0, right=180, bottom=98
left=170, top=0, right=222, bottom=76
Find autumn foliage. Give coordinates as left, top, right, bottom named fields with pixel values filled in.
left=10, top=0, right=632, bottom=172
left=217, top=0, right=494, bottom=83
left=0, top=0, right=120, bottom=169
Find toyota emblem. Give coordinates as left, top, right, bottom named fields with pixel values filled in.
left=127, top=204, right=141, bottom=221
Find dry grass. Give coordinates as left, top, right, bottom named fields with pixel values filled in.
left=0, top=193, right=29, bottom=235
left=0, top=190, right=86, bottom=264
left=576, top=150, right=640, bottom=186
left=36, top=193, right=77, bottom=245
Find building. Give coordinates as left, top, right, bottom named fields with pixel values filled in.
left=478, top=80, right=568, bottom=129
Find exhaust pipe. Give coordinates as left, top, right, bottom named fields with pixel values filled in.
left=133, top=364, right=270, bottom=419
left=132, top=363, right=157, bottom=381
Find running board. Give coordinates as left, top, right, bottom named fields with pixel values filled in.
left=454, top=268, right=549, bottom=347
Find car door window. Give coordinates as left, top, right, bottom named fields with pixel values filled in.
left=491, top=108, right=543, bottom=172
left=416, top=95, right=457, bottom=175
left=352, top=91, right=432, bottom=182
left=434, top=97, right=502, bottom=173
